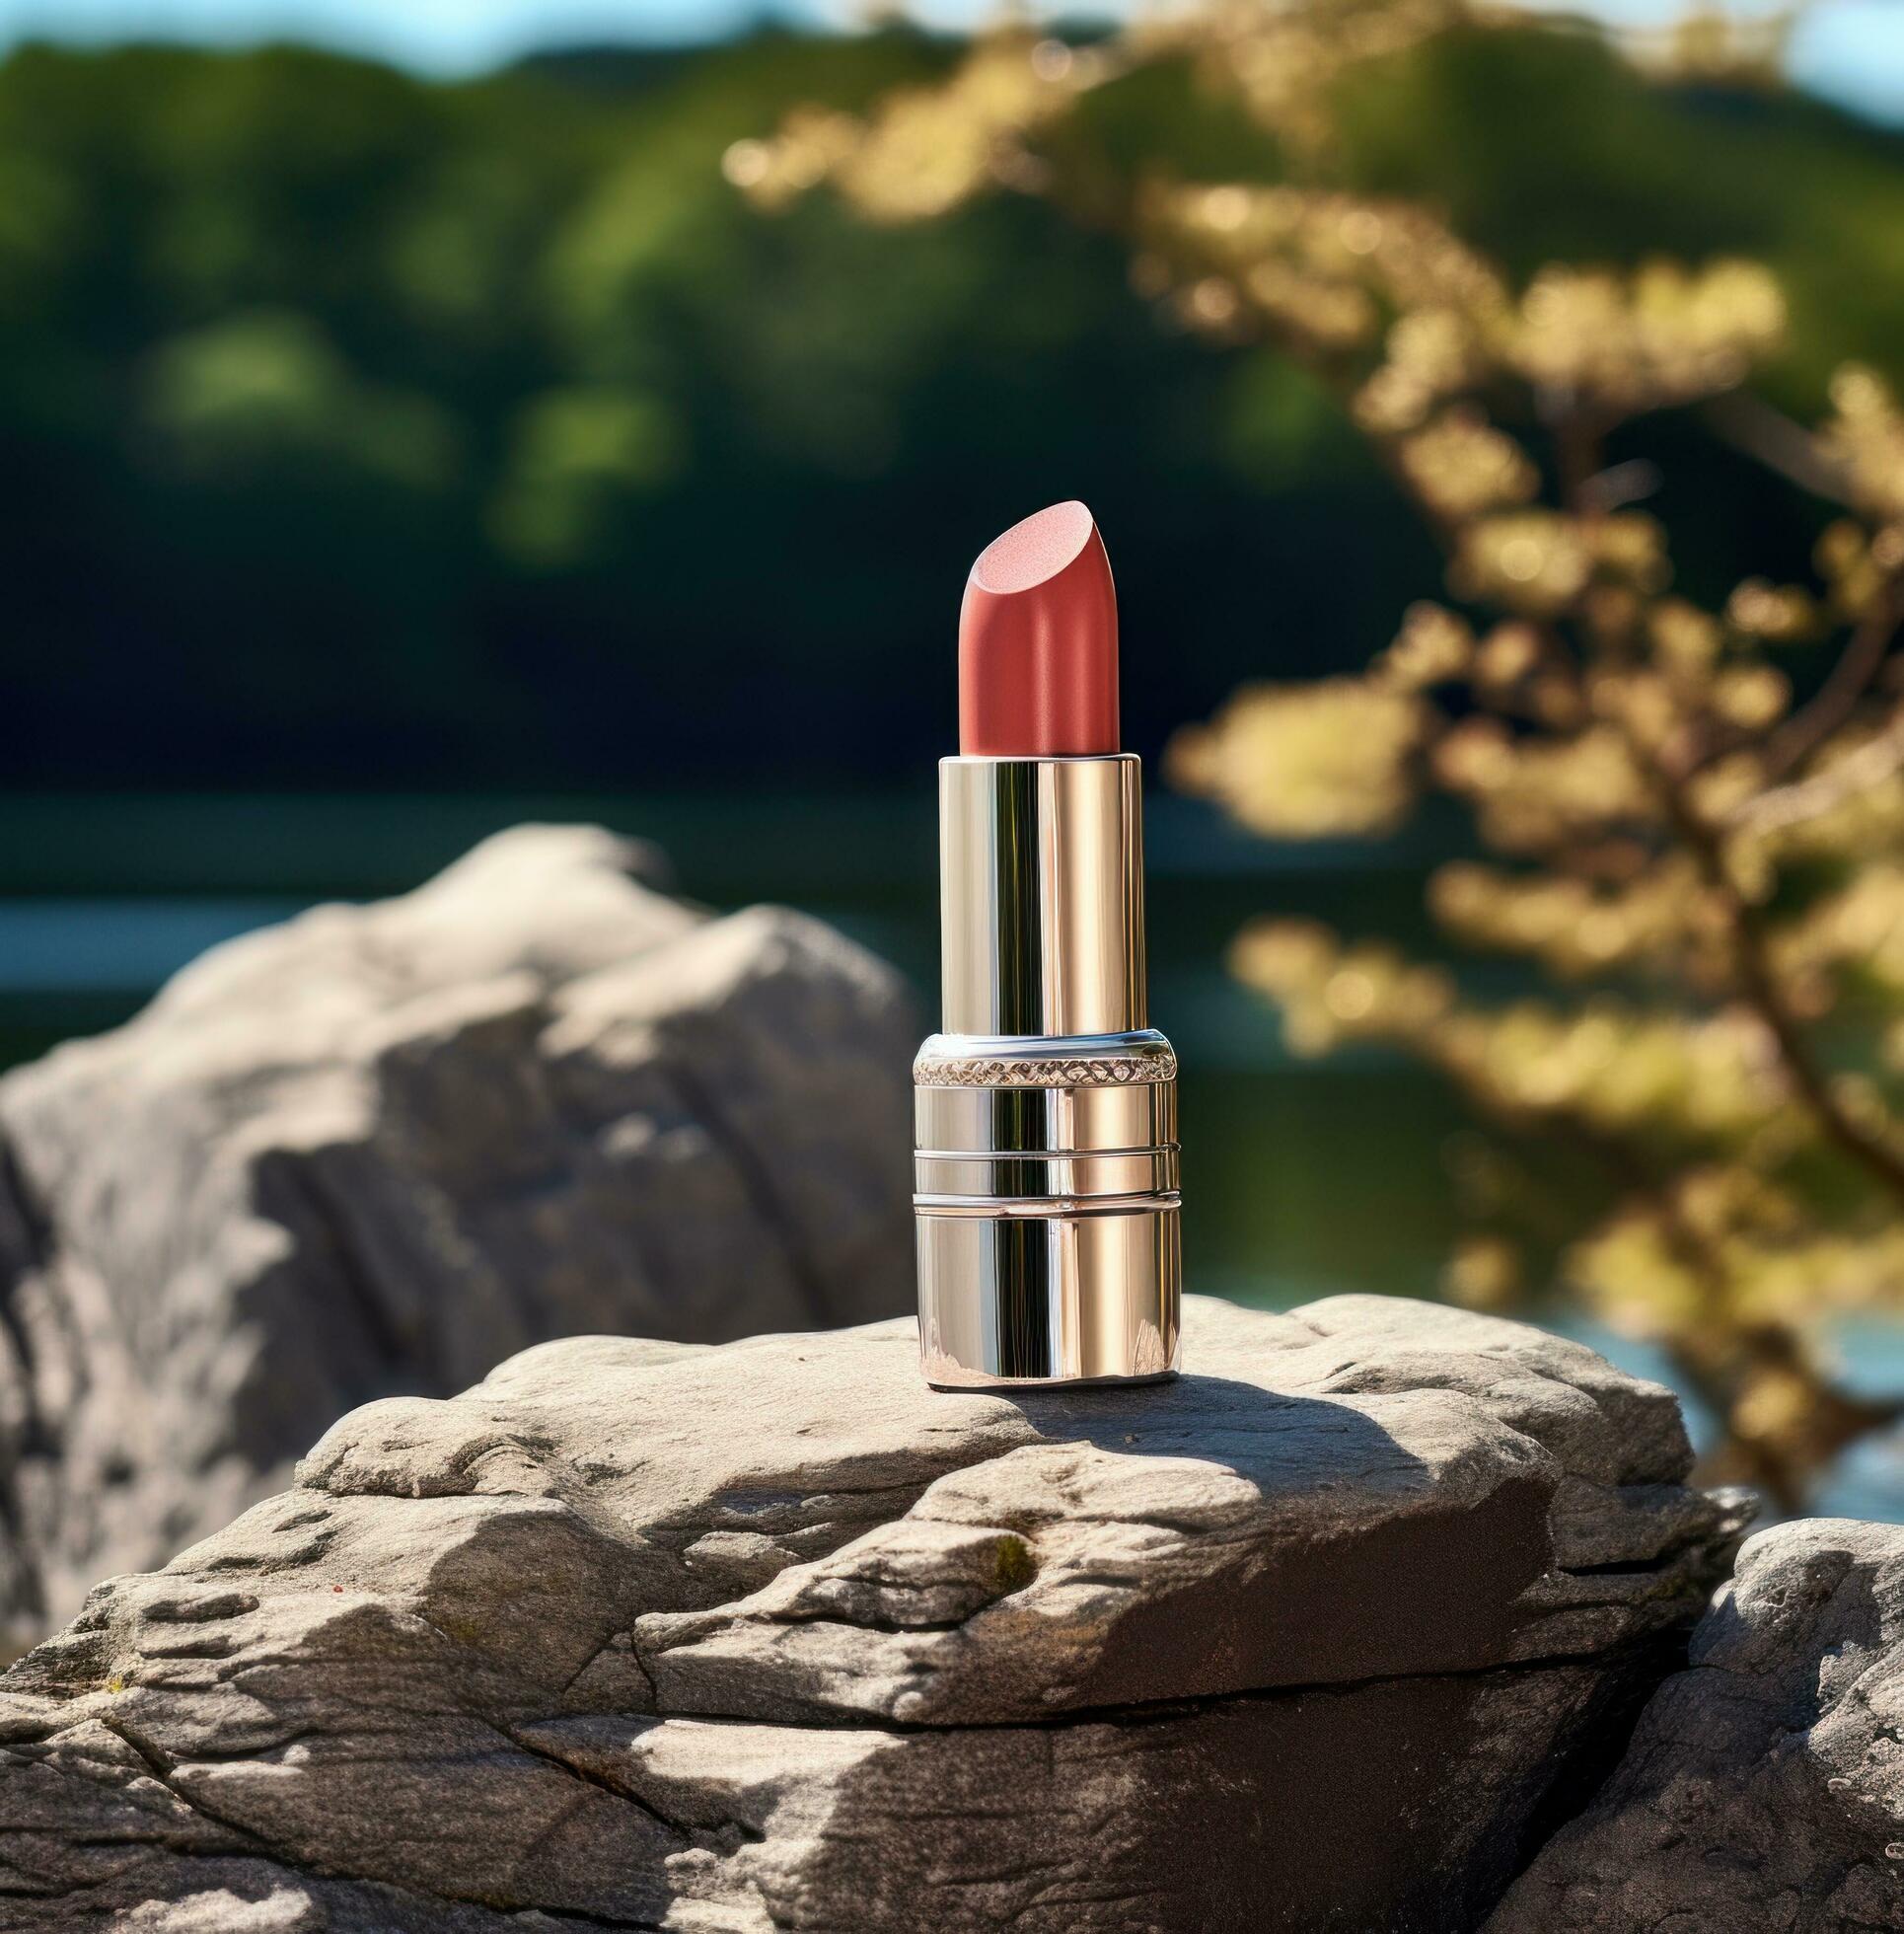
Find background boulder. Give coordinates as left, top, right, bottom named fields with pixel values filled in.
left=0, top=825, right=915, bottom=1641
left=0, top=1294, right=1746, bottom=1931
left=1490, top=1516, right=1904, bottom=1932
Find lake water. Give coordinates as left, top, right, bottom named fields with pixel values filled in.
left=4, top=789, right=1901, bottom=1523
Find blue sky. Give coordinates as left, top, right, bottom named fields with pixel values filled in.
left=0, top=0, right=1897, bottom=124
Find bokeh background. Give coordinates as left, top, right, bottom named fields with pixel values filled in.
left=5, top=0, right=1904, bottom=1508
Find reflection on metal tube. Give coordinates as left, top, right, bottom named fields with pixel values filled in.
left=916, top=754, right=1181, bottom=1387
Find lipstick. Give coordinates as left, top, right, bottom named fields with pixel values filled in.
left=960, top=498, right=1120, bottom=758
left=915, top=502, right=1183, bottom=1387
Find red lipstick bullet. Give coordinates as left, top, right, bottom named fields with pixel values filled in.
left=959, top=499, right=1120, bottom=758
left=915, top=502, right=1182, bottom=1391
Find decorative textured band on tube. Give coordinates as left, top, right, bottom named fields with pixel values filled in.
left=912, top=1048, right=1177, bottom=1088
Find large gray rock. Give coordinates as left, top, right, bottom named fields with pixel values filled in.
left=1490, top=1516, right=1904, bottom=1932
left=0, top=826, right=915, bottom=1643
left=0, top=1294, right=1745, bottom=1931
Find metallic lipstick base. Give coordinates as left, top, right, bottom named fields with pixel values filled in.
left=915, top=1030, right=1182, bottom=1387
left=904, top=1036, right=1175, bottom=1384
left=916, top=1219, right=1179, bottom=1384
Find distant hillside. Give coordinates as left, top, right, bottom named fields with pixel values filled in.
left=0, top=25, right=1898, bottom=791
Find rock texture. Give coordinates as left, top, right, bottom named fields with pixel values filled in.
left=0, top=1294, right=1746, bottom=1931
left=1490, top=1516, right=1904, bottom=1932
left=0, top=826, right=915, bottom=1641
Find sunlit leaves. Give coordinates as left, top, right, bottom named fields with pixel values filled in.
left=1822, top=363, right=1904, bottom=526
left=1137, top=0, right=1464, bottom=158
left=1375, top=600, right=1472, bottom=690
left=729, top=34, right=1086, bottom=225
left=1168, top=676, right=1428, bottom=837
left=1507, top=260, right=1784, bottom=415
left=1773, top=863, right=1904, bottom=1004
left=1816, top=519, right=1899, bottom=623
left=1442, top=1232, right=1520, bottom=1309
left=1234, top=912, right=1789, bottom=1145
left=1433, top=720, right=1655, bottom=853
left=1725, top=578, right=1819, bottom=643
left=1428, top=855, right=1714, bottom=981
left=1396, top=408, right=1536, bottom=523
left=1449, top=511, right=1591, bottom=616
left=1137, top=180, right=1505, bottom=360
left=1229, top=918, right=1453, bottom=1052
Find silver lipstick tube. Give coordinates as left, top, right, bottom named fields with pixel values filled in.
left=915, top=754, right=1182, bottom=1386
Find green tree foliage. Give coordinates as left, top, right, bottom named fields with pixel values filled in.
left=2, top=25, right=1903, bottom=789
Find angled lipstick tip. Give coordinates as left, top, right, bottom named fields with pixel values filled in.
left=959, top=501, right=1120, bottom=758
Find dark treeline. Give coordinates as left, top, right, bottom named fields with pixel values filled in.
left=2, top=26, right=1902, bottom=791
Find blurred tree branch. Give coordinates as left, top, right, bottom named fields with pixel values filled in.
left=741, top=0, right=1904, bottom=1503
